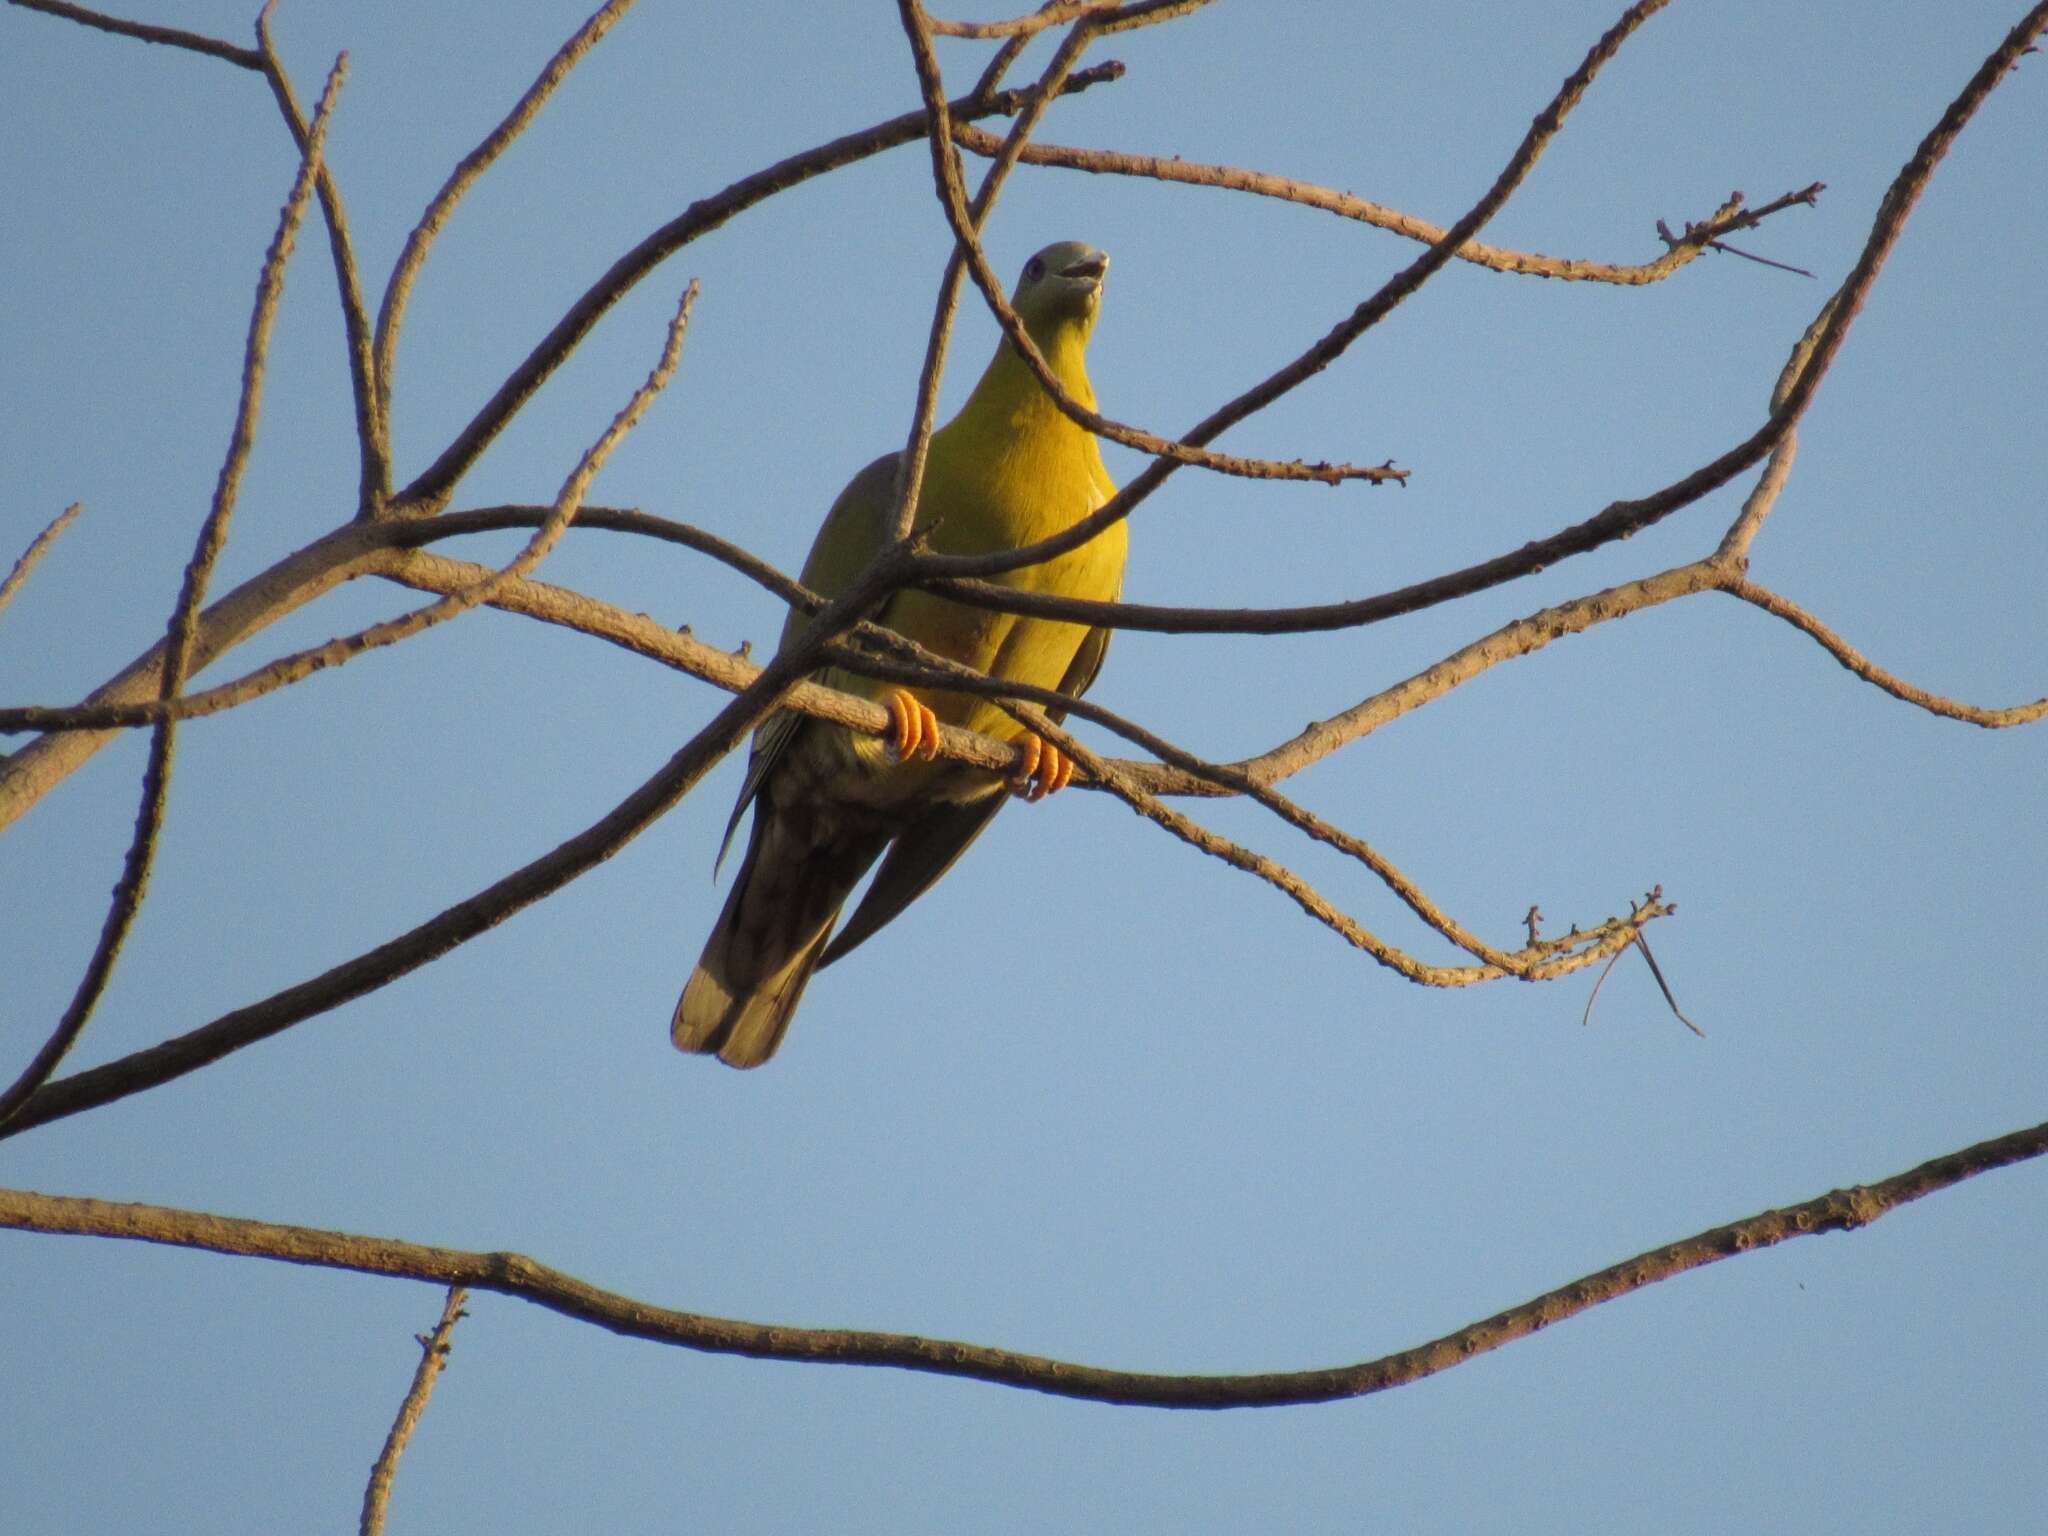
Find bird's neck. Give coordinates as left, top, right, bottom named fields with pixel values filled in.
left=951, top=322, right=1097, bottom=436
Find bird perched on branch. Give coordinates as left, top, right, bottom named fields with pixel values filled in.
left=673, top=240, right=1125, bottom=1068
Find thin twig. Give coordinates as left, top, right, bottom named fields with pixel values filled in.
left=1580, top=947, right=1626, bottom=1029
left=0, top=504, right=82, bottom=620
left=902, top=1, right=1406, bottom=488
left=1721, top=578, right=2048, bottom=728
left=1632, top=926, right=1703, bottom=1036
left=887, top=0, right=1107, bottom=545
left=254, top=3, right=386, bottom=515
left=393, top=61, right=1125, bottom=513
left=0, top=289, right=696, bottom=743
left=7, top=1117, right=2044, bottom=1404
left=0, top=55, right=346, bottom=1132
left=360, top=1286, right=469, bottom=1536
left=0, top=539, right=924, bottom=1137
left=8, top=0, right=262, bottom=69
left=910, top=0, right=1679, bottom=584
left=1657, top=216, right=1816, bottom=279
left=373, top=0, right=640, bottom=499
left=958, top=122, right=1824, bottom=286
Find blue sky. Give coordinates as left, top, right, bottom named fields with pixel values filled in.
left=3, top=2, right=2044, bottom=1531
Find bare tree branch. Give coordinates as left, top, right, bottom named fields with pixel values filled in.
left=8, top=0, right=262, bottom=70
left=6, top=1118, right=2043, bottom=1406
left=0, top=530, right=950, bottom=1137
left=1722, top=578, right=2048, bottom=728
left=901, top=0, right=1408, bottom=488
left=908, top=0, right=1677, bottom=587
left=828, top=618, right=1650, bottom=976
left=982, top=702, right=1667, bottom=985
left=360, top=1286, right=469, bottom=1536
left=254, top=3, right=386, bottom=516
left=0, top=503, right=81, bottom=620
left=0, top=674, right=774, bottom=1138
left=910, top=0, right=2046, bottom=597
left=927, top=1, right=1117, bottom=38
left=127, top=281, right=699, bottom=715
left=956, top=124, right=1822, bottom=286
left=372, top=0, right=640, bottom=506
left=0, top=55, right=346, bottom=1132
left=391, top=61, right=1126, bottom=513
left=886, top=1, right=1104, bottom=546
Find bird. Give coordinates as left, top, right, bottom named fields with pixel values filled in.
left=673, top=240, right=1125, bottom=1069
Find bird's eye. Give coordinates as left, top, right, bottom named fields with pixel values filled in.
left=1024, top=256, right=1046, bottom=281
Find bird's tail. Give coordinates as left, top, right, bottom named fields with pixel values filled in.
left=673, top=811, right=884, bottom=1069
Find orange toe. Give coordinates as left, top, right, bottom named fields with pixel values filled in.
left=1010, top=733, right=1071, bottom=802
left=885, top=688, right=940, bottom=763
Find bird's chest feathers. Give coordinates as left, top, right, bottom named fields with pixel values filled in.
left=904, top=408, right=1121, bottom=665
left=922, top=405, right=1107, bottom=563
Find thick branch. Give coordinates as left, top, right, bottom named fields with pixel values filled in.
left=4, top=1119, right=2041, bottom=1406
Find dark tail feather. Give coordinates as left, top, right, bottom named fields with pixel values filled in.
left=673, top=922, right=831, bottom=1068
left=673, top=809, right=883, bottom=1069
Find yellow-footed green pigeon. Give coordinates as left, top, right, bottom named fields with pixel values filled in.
left=674, top=240, right=1125, bottom=1068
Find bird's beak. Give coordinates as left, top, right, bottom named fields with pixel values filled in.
left=1060, top=253, right=1108, bottom=284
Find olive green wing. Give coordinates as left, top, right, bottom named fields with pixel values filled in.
left=712, top=452, right=901, bottom=873
left=819, top=621, right=1113, bottom=968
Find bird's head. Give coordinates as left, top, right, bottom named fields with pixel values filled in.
left=1011, top=241, right=1108, bottom=346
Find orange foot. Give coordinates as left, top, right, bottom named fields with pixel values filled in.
left=885, top=688, right=941, bottom=763
left=1009, top=732, right=1074, bottom=803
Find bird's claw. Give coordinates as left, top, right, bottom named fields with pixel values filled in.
left=1009, top=732, right=1073, bottom=802
left=885, top=689, right=941, bottom=763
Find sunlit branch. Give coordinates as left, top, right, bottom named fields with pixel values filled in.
left=0, top=503, right=82, bottom=620
left=886, top=1, right=1102, bottom=545
left=927, top=1, right=1116, bottom=39
left=909, top=0, right=1678, bottom=584
left=902, top=1, right=1406, bottom=488
left=255, top=3, right=385, bottom=515
left=359, top=1286, right=468, bottom=1536
left=1722, top=579, right=2048, bottom=728
left=393, top=61, right=1125, bottom=512
left=955, top=123, right=1823, bottom=285
left=7, top=1117, right=2041, bottom=1405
